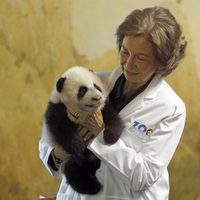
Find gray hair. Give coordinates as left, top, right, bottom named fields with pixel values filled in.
left=116, top=6, right=187, bottom=76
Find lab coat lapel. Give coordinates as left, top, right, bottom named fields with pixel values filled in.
left=119, top=74, right=162, bottom=118
left=119, top=91, right=144, bottom=118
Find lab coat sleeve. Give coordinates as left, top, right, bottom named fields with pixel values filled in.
left=88, top=109, right=186, bottom=191
left=39, top=137, right=62, bottom=177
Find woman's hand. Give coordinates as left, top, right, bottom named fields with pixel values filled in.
left=77, top=111, right=104, bottom=146
left=78, top=126, right=95, bottom=146
left=83, top=111, right=105, bottom=136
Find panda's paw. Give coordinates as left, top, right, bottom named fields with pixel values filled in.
left=75, top=176, right=102, bottom=194
left=64, top=159, right=102, bottom=194
left=103, top=128, right=120, bottom=144
left=86, top=176, right=102, bottom=194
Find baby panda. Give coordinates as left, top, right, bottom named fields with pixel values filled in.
left=43, top=66, right=124, bottom=194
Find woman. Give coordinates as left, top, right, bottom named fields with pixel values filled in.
left=39, top=6, right=187, bottom=200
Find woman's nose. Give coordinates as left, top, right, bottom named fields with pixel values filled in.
left=125, top=56, right=135, bottom=69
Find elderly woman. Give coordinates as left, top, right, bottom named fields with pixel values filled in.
left=39, top=6, right=187, bottom=200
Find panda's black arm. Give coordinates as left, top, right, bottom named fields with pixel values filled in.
left=102, top=103, right=125, bottom=144
left=45, top=102, right=86, bottom=156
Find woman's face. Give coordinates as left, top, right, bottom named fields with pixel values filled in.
left=119, top=35, right=159, bottom=87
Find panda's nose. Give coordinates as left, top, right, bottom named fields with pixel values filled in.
left=92, top=95, right=102, bottom=101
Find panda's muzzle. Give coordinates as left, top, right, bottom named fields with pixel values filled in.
left=85, top=97, right=102, bottom=108
left=85, top=104, right=96, bottom=108
left=85, top=102, right=101, bottom=108
left=92, top=96, right=102, bottom=101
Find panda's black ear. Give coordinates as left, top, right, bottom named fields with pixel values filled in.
left=56, top=77, right=66, bottom=93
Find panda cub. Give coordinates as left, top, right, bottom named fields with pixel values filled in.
left=43, top=66, right=124, bottom=194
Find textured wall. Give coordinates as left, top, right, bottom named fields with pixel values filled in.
left=0, top=1, right=199, bottom=200
left=0, top=1, right=76, bottom=199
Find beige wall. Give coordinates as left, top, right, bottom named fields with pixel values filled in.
left=0, top=1, right=199, bottom=200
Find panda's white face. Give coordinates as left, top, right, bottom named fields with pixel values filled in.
left=58, top=67, right=107, bottom=113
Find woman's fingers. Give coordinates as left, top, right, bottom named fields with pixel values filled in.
left=78, top=126, right=94, bottom=145
left=78, top=126, right=89, bottom=137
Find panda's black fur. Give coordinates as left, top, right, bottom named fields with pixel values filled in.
left=43, top=66, right=124, bottom=194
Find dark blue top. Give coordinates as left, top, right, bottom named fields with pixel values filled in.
left=109, top=74, right=150, bottom=113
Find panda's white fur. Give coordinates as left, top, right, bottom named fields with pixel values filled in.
left=49, top=66, right=108, bottom=122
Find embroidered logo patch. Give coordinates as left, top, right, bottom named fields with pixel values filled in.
left=131, top=121, right=153, bottom=136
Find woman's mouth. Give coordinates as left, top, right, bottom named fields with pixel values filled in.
left=124, top=70, right=138, bottom=76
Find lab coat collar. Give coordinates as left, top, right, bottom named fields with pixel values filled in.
left=108, top=66, right=163, bottom=117
left=141, top=74, right=163, bottom=100
left=119, top=74, right=163, bottom=117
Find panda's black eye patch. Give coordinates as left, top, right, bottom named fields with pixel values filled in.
left=94, top=84, right=102, bottom=93
left=78, top=86, right=88, bottom=99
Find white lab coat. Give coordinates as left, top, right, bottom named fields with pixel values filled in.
left=39, top=66, right=186, bottom=200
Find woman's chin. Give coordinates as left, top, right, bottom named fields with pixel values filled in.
left=124, top=71, right=139, bottom=79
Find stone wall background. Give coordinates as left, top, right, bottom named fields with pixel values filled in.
left=0, top=0, right=199, bottom=200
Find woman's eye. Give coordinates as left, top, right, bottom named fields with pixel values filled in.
left=135, top=55, right=147, bottom=61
